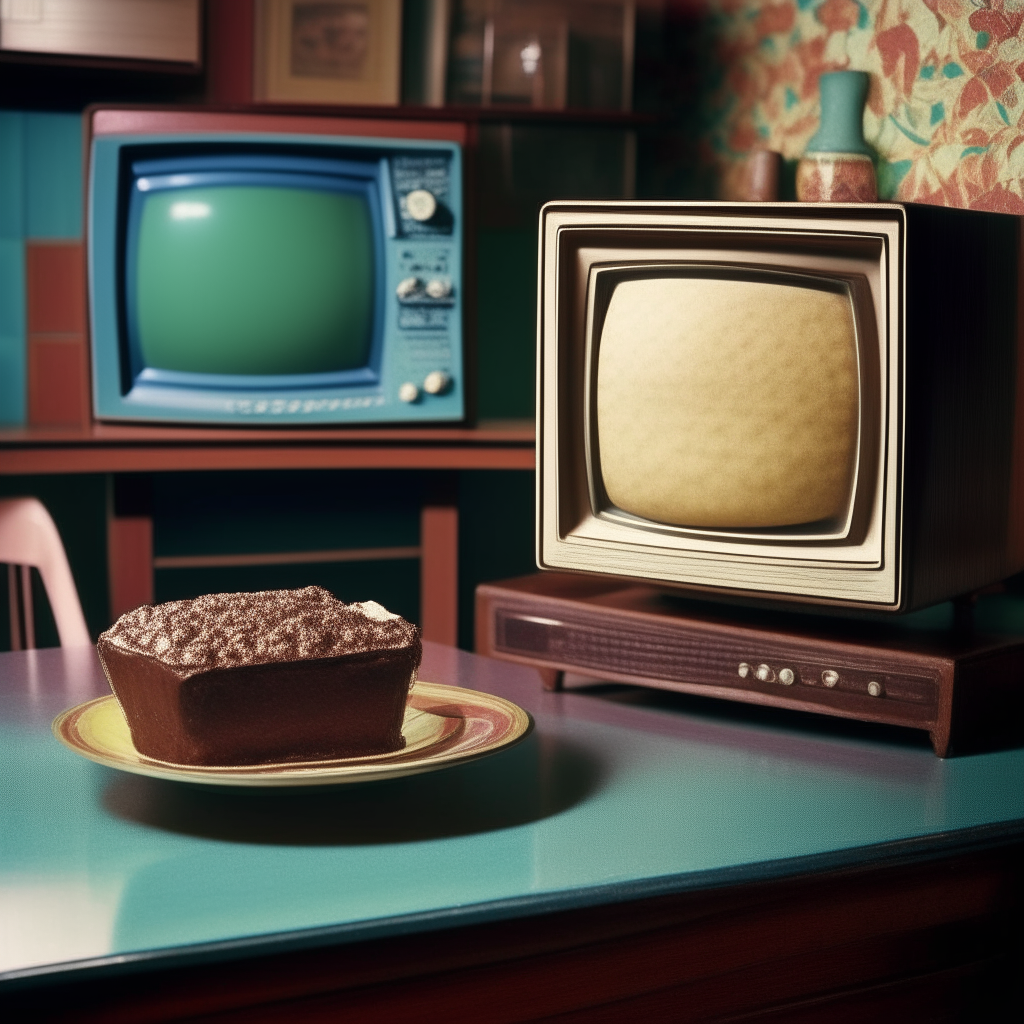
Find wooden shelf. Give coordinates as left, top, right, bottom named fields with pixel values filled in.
left=92, top=100, right=656, bottom=127
left=239, top=102, right=658, bottom=127
left=0, top=419, right=535, bottom=475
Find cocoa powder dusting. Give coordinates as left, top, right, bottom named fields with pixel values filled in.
left=100, top=587, right=418, bottom=675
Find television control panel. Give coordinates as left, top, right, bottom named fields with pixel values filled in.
left=392, top=155, right=456, bottom=237
left=385, top=153, right=461, bottom=418
left=490, top=607, right=940, bottom=730
left=89, top=128, right=464, bottom=426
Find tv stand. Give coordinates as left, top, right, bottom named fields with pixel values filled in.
left=476, top=573, right=1024, bottom=757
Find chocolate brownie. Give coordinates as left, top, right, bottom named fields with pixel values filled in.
left=96, top=586, right=421, bottom=766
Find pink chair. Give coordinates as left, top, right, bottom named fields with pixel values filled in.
left=0, top=498, right=91, bottom=649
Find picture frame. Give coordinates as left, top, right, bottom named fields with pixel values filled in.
left=446, top=0, right=633, bottom=111
left=254, top=0, right=402, bottom=105
left=401, top=0, right=450, bottom=106
left=489, top=7, right=568, bottom=108
left=0, top=0, right=201, bottom=67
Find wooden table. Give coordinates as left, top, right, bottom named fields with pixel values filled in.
left=0, top=420, right=535, bottom=645
left=0, top=644, right=1021, bottom=1022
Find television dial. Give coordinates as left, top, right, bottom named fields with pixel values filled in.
left=425, top=278, right=452, bottom=299
left=398, top=382, right=420, bottom=403
left=396, top=276, right=422, bottom=300
left=423, top=370, right=451, bottom=395
left=405, top=189, right=437, bottom=222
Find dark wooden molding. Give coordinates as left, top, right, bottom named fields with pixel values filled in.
left=0, top=421, right=536, bottom=474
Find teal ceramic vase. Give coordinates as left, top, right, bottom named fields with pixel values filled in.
left=797, top=70, right=877, bottom=203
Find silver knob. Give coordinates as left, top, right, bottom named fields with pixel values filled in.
left=425, top=278, right=452, bottom=299
left=867, top=680, right=884, bottom=698
left=822, top=669, right=839, bottom=688
left=778, top=668, right=795, bottom=686
left=396, top=276, right=421, bottom=300
left=738, top=662, right=751, bottom=679
left=755, top=664, right=774, bottom=683
left=398, top=382, right=420, bottom=403
left=423, top=370, right=451, bottom=395
left=405, top=189, right=437, bottom=222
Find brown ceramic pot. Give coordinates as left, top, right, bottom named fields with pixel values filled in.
left=796, top=152, right=877, bottom=203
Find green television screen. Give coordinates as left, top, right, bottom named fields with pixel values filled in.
left=133, top=186, right=375, bottom=376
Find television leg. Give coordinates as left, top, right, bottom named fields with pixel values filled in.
left=421, top=473, right=459, bottom=648
left=538, top=667, right=564, bottom=692
left=952, top=593, right=977, bottom=639
left=108, top=475, right=154, bottom=622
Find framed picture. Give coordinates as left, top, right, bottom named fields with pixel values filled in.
left=254, top=0, right=402, bottom=105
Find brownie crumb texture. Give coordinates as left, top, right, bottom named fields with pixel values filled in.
left=101, top=586, right=419, bottom=675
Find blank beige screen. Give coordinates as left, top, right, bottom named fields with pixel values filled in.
left=595, top=276, right=860, bottom=529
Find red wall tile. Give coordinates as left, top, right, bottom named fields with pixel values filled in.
left=27, top=336, right=89, bottom=427
left=26, top=242, right=86, bottom=334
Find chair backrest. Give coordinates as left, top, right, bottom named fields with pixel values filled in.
left=0, top=498, right=91, bottom=648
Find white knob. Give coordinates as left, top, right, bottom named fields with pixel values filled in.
left=396, top=276, right=421, bottom=300
left=423, top=370, right=451, bottom=395
left=405, top=189, right=437, bottom=222
left=425, top=278, right=451, bottom=299
left=398, top=382, right=419, bottom=403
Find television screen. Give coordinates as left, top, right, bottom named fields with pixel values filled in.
left=132, top=185, right=374, bottom=377
left=593, top=272, right=860, bottom=532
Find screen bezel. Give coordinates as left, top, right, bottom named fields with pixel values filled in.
left=537, top=203, right=905, bottom=609
left=122, top=151, right=387, bottom=392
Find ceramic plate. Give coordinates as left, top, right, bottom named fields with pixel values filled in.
left=52, top=681, right=532, bottom=787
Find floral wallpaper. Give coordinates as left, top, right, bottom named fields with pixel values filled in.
left=700, top=0, right=1024, bottom=211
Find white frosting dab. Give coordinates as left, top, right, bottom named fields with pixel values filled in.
left=353, top=600, right=400, bottom=622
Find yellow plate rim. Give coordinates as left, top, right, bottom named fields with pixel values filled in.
left=52, top=681, right=533, bottom=787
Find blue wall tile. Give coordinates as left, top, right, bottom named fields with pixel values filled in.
left=0, top=340, right=26, bottom=424
left=0, top=238, right=26, bottom=424
left=0, top=113, right=26, bottom=424
left=0, top=237, right=24, bottom=336
left=0, top=112, right=26, bottom=241
left=25, top=112, right=82, bottom=240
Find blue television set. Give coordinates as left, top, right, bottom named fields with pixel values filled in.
left=87, top=108, right=465, bottom=425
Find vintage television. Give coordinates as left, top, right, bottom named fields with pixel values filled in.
left=87, top=108, right=465, bottom=425
left=538, top=201, right=1024, bottom=614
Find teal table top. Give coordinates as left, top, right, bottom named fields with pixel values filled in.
left=1, top=642, right=1022, bottom=987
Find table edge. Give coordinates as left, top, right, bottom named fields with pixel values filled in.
left=3, top=817, right=1021, bottom=992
